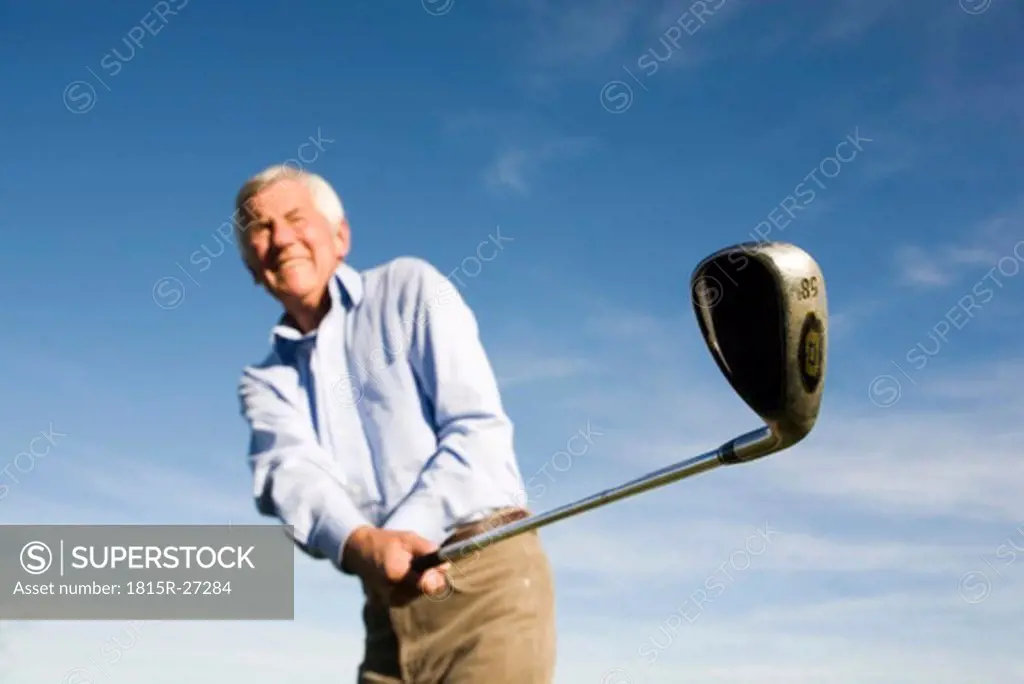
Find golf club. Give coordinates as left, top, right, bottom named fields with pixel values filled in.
left=411, top=240, right=828, bottom=572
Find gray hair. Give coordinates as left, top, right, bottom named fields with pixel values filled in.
left=233, top=165, right=346, bottom=257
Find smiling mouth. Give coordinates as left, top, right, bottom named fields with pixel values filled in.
left=275, top=257, right=309, bottom=270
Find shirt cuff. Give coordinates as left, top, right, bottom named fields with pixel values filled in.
left=382, top=491, right=449, bottom=547
left=306, top=491, right=372, bottom=573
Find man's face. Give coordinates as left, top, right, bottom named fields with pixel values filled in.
left=241, top=178, right=350, bottom=307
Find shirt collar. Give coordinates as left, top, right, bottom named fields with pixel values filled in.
left=269, top=261, right=364, bottom=351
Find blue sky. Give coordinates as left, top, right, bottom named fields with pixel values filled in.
left=2, top=0, right=1024, bottom=681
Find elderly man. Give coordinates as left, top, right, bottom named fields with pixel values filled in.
left=234, top=165, right=556, bottom=683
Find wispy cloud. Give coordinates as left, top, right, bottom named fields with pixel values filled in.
left=545, top=514, right=984, bottom=586
left=482, top=137, right=595, bottom=196
left=482, top=148, right=532, bottom=195
left=765, top=406, right=1024, bottom=522
left=828, top=302, right=881, bottom=342
left=40, top=449, right=250, bottom=522
left=923, top=359, right=1024, bottom=401
left=8, top=570, right=1023, bottom=684
left=516, top=0, right=645, bottom=67
left=496, top=354, right=596, bottom=388
left=896, top=200, right=1024, bottom=287
left=812, top=0, right=904, bottom=45
left=553, top=576, right=1024, bottom=683
left=894, top=244, right=995, bottom=287
left=2, top=619, right=366, bottom=683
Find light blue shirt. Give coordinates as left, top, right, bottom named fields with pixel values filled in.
left=238, top=257, right=526, bottom=569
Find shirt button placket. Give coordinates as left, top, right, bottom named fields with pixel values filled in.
left=296, top=341, right=322, bottom=440
left=340, top=318, right=385, bottom=518
left=310, top=341, right=360, bottom=503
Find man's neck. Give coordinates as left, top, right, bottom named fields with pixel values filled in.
left=284, top=290, right=332, bottom=334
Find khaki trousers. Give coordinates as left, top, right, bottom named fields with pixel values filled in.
left=357, top=528, right=556, bottom=683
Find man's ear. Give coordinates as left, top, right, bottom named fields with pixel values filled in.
left=334, top=218, right=352, bottom=259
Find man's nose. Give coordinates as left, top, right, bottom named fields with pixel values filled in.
left=270, top=220, right=298, bottom=247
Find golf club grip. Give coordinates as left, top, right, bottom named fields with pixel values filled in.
left=412, top=550, right=444, bottom=572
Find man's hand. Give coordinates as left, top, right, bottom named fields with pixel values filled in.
left=342, top=527, right=451, bottom=605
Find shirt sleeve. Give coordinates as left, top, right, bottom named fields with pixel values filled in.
left=239, top=370, right=372, bottom=571
left=381, top=260, right=517, bottom=545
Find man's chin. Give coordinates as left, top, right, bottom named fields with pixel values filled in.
left=265, top=278, right=319, bottom=302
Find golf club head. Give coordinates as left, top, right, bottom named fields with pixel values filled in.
left=691, top=241, right=827, bottom=451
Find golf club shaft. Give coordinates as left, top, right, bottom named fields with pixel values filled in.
left=411, top=425, right=778, bottom=571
